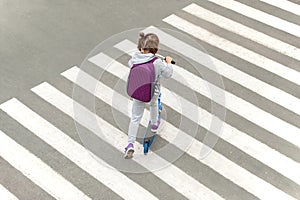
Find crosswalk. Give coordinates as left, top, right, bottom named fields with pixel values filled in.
left=1, top=0, right=300, bottom=199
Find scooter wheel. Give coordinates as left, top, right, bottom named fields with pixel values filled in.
left=144, top=142, right=149, bottom=155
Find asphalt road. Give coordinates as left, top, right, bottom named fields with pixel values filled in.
left=0, top=0, right=194, bottom=103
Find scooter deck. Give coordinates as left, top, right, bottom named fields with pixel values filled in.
left=142, top=93, right=162, bottom=155
left=142, top=121, right=157, bottom=155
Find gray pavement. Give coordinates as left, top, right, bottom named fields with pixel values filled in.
left=0, top=0, right=194, bottom=103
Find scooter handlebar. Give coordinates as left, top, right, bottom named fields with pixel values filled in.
left=156, top=54, right=176, bottom=64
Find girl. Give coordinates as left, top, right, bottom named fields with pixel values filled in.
left=124, top=32, right=173, bottom=159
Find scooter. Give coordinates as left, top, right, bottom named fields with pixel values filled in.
left=142, top=55, right=175, bottom=155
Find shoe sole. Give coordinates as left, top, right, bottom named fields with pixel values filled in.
left=124, top=149, right=134, bottom=159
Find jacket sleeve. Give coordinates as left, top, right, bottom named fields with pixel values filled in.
left=154, top=59, right=173, bottom=79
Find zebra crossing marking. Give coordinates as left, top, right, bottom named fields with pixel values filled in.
left=0, top=99, right=158, bottom=200
left=140, top=25, right=300, bottom=149
left=163, top=14, right=300, bottom=86
left=62, top=66, right=297, bottom=200
left=31, top=82, right=225, bottom=200
left=0, top=130, right=91, bottom=200
left=94, top=44, right=300, bottom=153
left=208, top=0, right=300, bottom=38
left=183, top=3, right=300, bottom=61
left=88, top=52, right=300, bottom=187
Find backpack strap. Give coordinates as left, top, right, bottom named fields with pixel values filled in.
left=132, top=56, right=158, bottom=68
left=150, top=56, right=158, bottom=63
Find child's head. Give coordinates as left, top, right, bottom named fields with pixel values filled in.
left=137, top=32, right=159, bottom=54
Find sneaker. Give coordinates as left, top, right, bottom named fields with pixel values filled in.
left=151, top=120, right=160, bottom=133
left=124, top=143, right=134, bottom=159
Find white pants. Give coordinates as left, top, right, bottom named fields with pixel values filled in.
left=127, top=94, right=159, bottom=144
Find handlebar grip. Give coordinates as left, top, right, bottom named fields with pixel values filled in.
left=164, top=57, right=176, bottom=64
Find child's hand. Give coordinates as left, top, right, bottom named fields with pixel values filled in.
left=165, top=56, right=173, bottom=64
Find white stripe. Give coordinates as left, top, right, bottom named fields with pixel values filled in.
left=163, top=14, right=300, bottom=86
left=62, top=66, right=297, bottom=200
left=208, top=0, right=300, bottom=38
left=259, top=0, right=300, bottom=16
left=0, top=100, right=158, bottom=200
left=88, top=52, right=300, bottom=187
left=31, top=82, right=224, bottom=200
left=183, top=3, right=300, bottom=61
left=0, top=184, right=19, bottom=200
left=0, top=130, right=90, bottom=200
left=115, top=39, right=300, bottom=117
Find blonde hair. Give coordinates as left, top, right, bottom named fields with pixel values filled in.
left=137, top=32, right=159, bottom=54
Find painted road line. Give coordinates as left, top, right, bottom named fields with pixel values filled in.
left=32, top=82, right=224, bottom=200
left=115, top=39, right=300, bottom=117
left=62, top=66, right=297, bottom=200
left=88, top=53, right=300, bottom=186
left=208, top=0, right=300, bottom=38
left=259, top=0, right=300, bottom=16
left=0, top=100, right=158, bottom=200
left=0, top=130, right=90, bottom=200
left=0, top=184, right=19, bottom=200
left=90, top=51, right=300, bottom=150
left=183, top=3, right=300, bottom=61
left=163, top=14, right=300, bottom=86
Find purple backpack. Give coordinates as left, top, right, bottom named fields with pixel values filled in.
left=127, top=57, right=157, bottom=102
